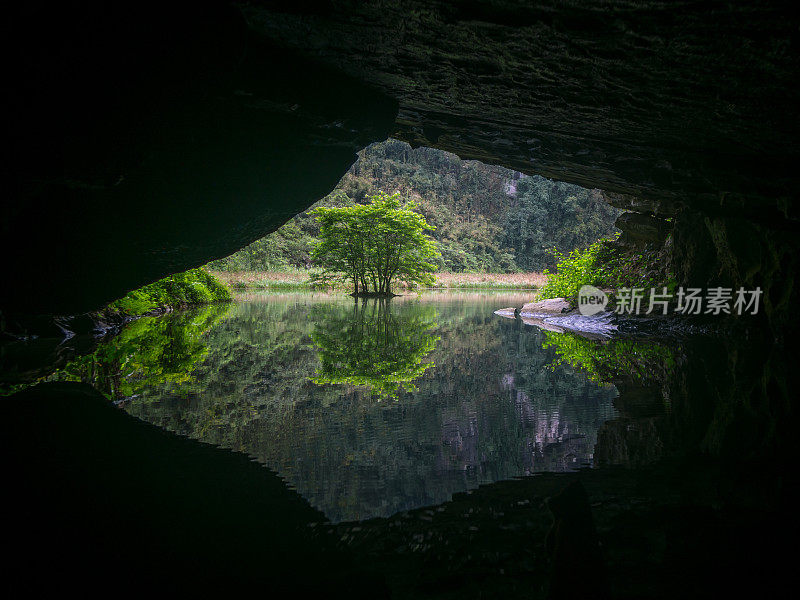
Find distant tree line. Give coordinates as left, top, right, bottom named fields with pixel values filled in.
left=207, top=139, right=620, bottom=273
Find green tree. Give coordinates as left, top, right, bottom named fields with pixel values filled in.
left=501, top=177, right=620, bottom=271
left=310, top=192, right=440, bottom=296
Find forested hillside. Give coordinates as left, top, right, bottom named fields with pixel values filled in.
left=208, top=140, right=620, bottom=273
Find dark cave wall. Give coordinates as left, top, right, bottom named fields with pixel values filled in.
left=3, top=1, right=799, bottom=324
left=605, top=190, right=799, bottom=333
left=2, top=2, right=397, bottom=317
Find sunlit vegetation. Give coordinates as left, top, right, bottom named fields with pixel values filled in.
left=109, top=268, right=232, bottom=316
left=539, top=239, right=608, bottom=300
left=0, top=270, right=233, bottom=397
left=211, top=269, right=548, bottom=291
left=311, top=300, right=439, bottom=398
left=207, top=139, right=619, bottom=276
left=310, top=192, right=440, bottom=296
left=539, top=234, right=676, bottom=302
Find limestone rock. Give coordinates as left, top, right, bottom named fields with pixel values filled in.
left=603, top=192, right=681, bottom=218
left=520, top=298, right=572, bottom=315
left=520, top=316, right=566, bottom=333
left=615, top=212, right=672, bottom=245
left=243, top=1, right=800, bottom=218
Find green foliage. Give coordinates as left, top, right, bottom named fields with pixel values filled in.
left=0, top=382, right=31, bottom=396
left=109, top=268, right=232, bottom=316
left=311, top=300, right=439, bottom=399
left=539, top=239, right=607, bottom=300
left=503, top=177, right=619, bottom=271
left=311, top=192, right=441, bottom=295
left=0, top=271, right=231, bottom=397
left=539, top=234, right=677, bottom=302
left=206, top=219, right=320, bottom=271
left=208, top=140, right=620, bottom=275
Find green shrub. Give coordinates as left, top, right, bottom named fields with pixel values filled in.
left=539, top=233, right=676, bottom=302
left=539, top=240, right=605, bottom=301
left=109, top=268, right=232, bottom=317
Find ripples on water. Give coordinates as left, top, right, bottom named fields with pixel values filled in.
left=70, top=292, right=623, bottom=522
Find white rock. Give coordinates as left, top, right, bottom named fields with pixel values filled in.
left=519, top=298, right=571, bottom=315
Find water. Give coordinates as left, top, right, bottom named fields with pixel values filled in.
left=30, top=290, right=799, bottom=597
left=58, top=291, right=623, bottom=522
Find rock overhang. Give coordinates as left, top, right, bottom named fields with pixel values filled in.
left=3, top=0, right=800, bottom=322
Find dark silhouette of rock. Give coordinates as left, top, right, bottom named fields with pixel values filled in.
left=3, top=2, right=397, bottom=317
left=545, top=481, right=610, bottom=600
left=615, top=212, right=672, bottom=245
left=0, top=381, right=385, bottom=597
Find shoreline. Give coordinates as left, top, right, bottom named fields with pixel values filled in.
left=211, top=270, right=548, bottom=292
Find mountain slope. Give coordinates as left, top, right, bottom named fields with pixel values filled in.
left=208, top=140, right=620, bottom=273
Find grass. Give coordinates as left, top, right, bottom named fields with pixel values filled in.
left=429, top=272, right=547, bottom=290
left=210, top=269, right=316, bottom=291
left=210, top=270, right=547, bottom=292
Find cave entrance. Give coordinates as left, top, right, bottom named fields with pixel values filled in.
left=205, top=138, right=621, bottom=285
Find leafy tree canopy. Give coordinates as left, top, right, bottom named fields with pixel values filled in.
left=310, top=192, right=441, bottom=296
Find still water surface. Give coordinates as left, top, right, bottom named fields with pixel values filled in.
left=89, top=292, right=620, bottom=522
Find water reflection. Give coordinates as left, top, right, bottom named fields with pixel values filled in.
left=50, top=304, right=230, bottom=399
left=311, top=299, right=439, bottom=398
left=52, top=292, right=620, bottom=522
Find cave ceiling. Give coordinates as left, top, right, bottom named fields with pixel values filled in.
left=243, top=0, right=800, bottom=223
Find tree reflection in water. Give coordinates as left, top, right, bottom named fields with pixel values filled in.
left=311, top=299, right=439, bottom=399
left=45, top=293, right=623, bottom=522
